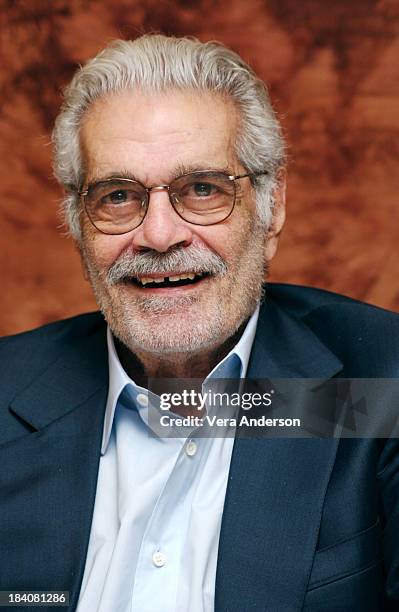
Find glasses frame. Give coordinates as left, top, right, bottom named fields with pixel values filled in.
left=78, top=170, right=268, bottom=235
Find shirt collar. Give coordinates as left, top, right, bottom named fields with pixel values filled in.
left=102, top=304, right=260, bottom=453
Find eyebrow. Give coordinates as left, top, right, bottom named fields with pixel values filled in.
left=87, top=169, right=140, bottom=184
left=170, top=163, right=232, bottom=179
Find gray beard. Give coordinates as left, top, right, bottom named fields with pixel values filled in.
left=83, top=225, right=267, bottom=355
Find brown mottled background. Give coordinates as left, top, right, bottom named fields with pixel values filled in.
left=1, top=0, right=398, bottom=335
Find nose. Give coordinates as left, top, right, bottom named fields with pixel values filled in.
left=131, top=189, right=193, bottom=252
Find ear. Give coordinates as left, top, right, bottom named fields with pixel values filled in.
left=264, top=167, right=286, bottom=265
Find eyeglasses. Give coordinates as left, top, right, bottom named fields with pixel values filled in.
left=78, top=170, right=268, bottom=235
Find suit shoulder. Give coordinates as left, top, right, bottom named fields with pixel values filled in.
left=0, top=312, right=106, bottom=387
left=267, top=283, right=399, bottom=375
left=0, top=311, right=105, bottom=349
left=266, top=283, right=399, bottom=322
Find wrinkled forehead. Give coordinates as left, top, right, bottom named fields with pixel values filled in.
left=79, top=89, right=241, bottom=184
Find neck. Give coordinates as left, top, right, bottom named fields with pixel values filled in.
left=114, top=323, right=246, bottom=385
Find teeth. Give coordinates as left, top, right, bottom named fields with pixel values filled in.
left=168, top=273, right=199, bottom=282
left=140, top=276, right=165, bottom=285
left=137, top=273, right=204, bottom=285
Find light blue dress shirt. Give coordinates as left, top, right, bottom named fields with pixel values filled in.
left=77, top=306, right=259, bottom=612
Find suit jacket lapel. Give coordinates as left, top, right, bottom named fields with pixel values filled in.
left=247, top=296, right=342, bottom=379
left=1, top=326, right=108, bottom=609
left=8, top=328, right=108, bottom=431
left=215, top=298, right=343, bottom=610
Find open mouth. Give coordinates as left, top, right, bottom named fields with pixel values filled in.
left=130, top=272, right=209, bottom=289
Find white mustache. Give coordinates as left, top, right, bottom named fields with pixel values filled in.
left=106, top=244, right=228, bottom=284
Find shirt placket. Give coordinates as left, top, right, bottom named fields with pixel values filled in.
left=131, top=435, right=206, bottom=612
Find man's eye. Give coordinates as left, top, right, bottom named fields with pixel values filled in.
left=105, top=190, right=129, bottom=204
left=192, top=182, right=217, bottom=197
left=99, top=189, right=140, bottom=206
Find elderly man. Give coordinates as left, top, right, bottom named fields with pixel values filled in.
left=0, top=34, right=398, bottom=612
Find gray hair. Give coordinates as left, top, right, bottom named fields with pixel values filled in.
left=52, top=34, right=285, bottom=238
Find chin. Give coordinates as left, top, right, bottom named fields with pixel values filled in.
left=112, top=315, right=224, bottom=355
left=106, top=301, right=239, bottom=357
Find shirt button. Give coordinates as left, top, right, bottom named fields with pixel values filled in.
left=152, top=551, right=166, bottom=567
left=186, top=440, right=197, bottom=457
left=136, top=393, right=148, bottom=407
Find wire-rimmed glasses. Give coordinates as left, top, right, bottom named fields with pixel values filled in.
left=78, top=170, right=268, bottom=235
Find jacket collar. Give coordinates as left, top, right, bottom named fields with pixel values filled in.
left=247, top=295, right=343, bottom=379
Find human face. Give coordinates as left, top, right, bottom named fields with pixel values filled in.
left=79, top=90, right=271, bottom=356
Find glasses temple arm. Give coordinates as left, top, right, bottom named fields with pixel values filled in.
left=233, top=171, right=269, bottom=181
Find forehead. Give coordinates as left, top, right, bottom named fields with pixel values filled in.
left=80, top=89, right=239, bottom=183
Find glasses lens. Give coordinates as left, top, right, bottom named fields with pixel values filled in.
left=85, top=179, right=147, bottom=234
left=170, top=172, right=235, bottom=225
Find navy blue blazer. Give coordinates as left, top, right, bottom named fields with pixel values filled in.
left=1, top=284, right=399, bottom=611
